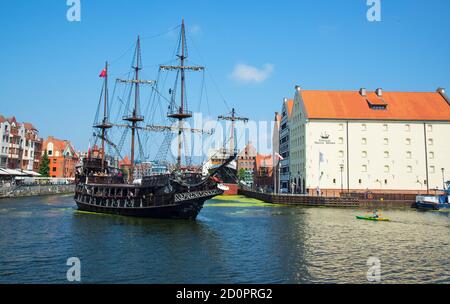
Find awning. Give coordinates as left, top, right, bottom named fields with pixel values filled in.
left=21, top=170, right=41, bottom=176
left=0, top=169, right=27, bottom=176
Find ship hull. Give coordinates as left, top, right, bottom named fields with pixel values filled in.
left=74, top=182, right=223, bottom=220
left=75, top=198, right=206, bottom=220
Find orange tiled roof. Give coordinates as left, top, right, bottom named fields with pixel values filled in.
left=255, top=154, right=273, bottom=170
left=300, top=90, right=450, bottom=121
left=23, top=122, right=37, bottom=130
left=285, top=99, right=294, bottom=118
left=44, top=136, right=75, bottom=155
left=119, top=156, right=131, bottom=167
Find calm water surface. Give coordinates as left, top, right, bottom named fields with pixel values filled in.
left=0, top=195, right=449, bottom=283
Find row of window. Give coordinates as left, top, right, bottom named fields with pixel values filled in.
left=332, top=178, right=429, bottom=186
left=359, top=165, right=439, bottom=174
left=338, top=123, right=435, bottom=132
left=338, top=150, right=436, bottom=159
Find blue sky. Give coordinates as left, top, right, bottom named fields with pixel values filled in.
left=1, top=0, right=449, bottom=153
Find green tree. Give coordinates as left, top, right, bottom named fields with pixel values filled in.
left=39, top=151, right=50, bottom=177
left=237, top=168, right=247, bottom=182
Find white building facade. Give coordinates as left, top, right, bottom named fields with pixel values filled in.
left=0, top=115, right=42, bottom=171
left=289, top=86, right=450, bottom=195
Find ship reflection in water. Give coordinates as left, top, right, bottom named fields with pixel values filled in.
left=0, top=195, right=449, bottom=283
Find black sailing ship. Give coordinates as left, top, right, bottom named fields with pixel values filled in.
left=74, top=20, right=235, bottom=220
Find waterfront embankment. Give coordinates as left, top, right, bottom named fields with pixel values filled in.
left=238, top=189, right=415, bottom=209
left=0, top=184, right=75, bottom=199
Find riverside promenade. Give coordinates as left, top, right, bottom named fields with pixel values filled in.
left=238, top=189, right=416, bottom=209
left=0, top=184, right=75, bottom=199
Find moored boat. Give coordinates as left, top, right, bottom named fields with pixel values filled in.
left=74, top=20, right=238, bottom=220
left=415, top=183, right=450, bottom=211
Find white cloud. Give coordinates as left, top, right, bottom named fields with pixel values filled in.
left=189, top=24, right=202, bottom=35
left=230, top=63, right=274, bottom=84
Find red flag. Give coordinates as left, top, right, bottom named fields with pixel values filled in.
left=99, top=69, right=107, bottom=78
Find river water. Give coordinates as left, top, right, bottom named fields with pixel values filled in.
left=0, top=195, right=449, bottom=284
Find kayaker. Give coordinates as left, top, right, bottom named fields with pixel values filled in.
left=372, top=210, right=379, bottom=219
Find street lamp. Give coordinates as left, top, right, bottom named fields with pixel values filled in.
left=339, top=164, right=344, bottom=196
left=442, top=168, right=445, bottom=190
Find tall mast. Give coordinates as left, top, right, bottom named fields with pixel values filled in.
left=161, top=19, right=205, bottom=169
left=94, top=61, right=112, bottom=171
left=102, top=61, right=108, bottom=170
left=178, top=20, right=187, bottom=168
left=218, top=108, right=249, bottom=156
left=122, top=36, right=145, bottom=182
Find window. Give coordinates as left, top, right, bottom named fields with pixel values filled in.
left=52, top=167, right=56, bottom=172
left=406, top=151, right=412, bottom=159
left=384, top=165, right=390, bottom=173
left=333, top=179, right=336, bottom=184
left=429, top=152, right=434, bottom=159
left=339, top=124, right=344, bottom=131
left=383, top=124, right=388, bottom=131
left=361, top=138, right=367, bottom=145
left=427, top=125, right=433, bottom=132
left=359, top=179, right=362, bottom=184
left=338, top=137, right=344, bottom=144
left=407, top=166, right=412, bottom=173
left=338, top=151, right=344, bottom=158
left=428, top=138, right=434, bottom=146
left=362, top=165, right=367, bottom=172
left=406, top=138, right=411, bottom=145
left=430, top=166, right=436, bottom=174
left=384, top=151, right=390, bottom=158
left=361, top=124, right=367, bottom=131
left=384, top=138, right=389, bottom=145
left=48, top=150, right=53, bottom=156
left=405, top=124, right=411, bottom=132
left=362, top=151, right=368, bottom=158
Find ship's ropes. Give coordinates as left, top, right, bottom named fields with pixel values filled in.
left=117, top=127, right=129, bottom=159
left=154, top=130, right=175, bottom=163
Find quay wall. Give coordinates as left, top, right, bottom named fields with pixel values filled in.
left=0, top=184, right=75, bottom=199
left=238, top=189, right=415, bottom=209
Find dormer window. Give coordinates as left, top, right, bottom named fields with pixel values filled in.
left=366, top=92, right=388, bottom=110
left=367, top=101, right=388, bottom=110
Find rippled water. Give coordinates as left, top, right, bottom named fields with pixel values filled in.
left=0, top=195, right=449, bottom=284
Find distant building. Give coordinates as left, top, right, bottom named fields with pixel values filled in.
left=119, top=156, right=132, bottom=179
left=236, top=142, right=257, bottom=185
left=279, top=98, right=294, bottom=192
left=0, top=115, right=42, bottom=171
left=254, top=154, right=274, bottom=191
left=272, top=112, right=282, bottom=193
left=133, top=161, right=169, bottom=179
left=43, top=136, right=79, bottom=178
left=289, top=86, right=450, bottom=195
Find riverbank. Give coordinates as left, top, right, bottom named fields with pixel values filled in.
left=239, top=189, right=415, bottom=209
left=0, top=184, right=75, bottom=199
